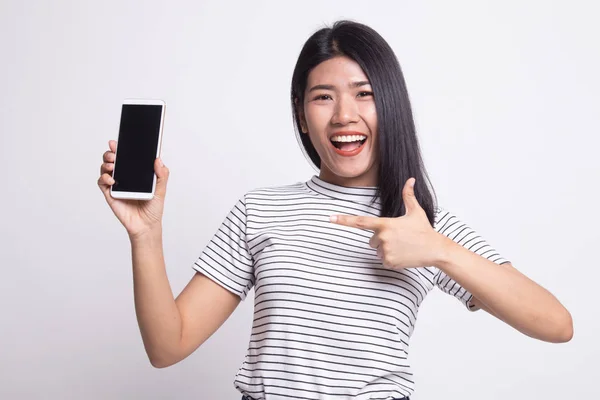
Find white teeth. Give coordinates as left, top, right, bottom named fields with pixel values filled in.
left=330, top=135, right=367, bottom=142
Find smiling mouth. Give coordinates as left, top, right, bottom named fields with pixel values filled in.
left=330, top=135, right=368, bottom=156
left=331, top=138, right=367, bottom=150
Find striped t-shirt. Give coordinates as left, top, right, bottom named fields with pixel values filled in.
left=192, top=175, right=510, bottom=400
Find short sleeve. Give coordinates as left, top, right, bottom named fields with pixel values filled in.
left=433, top=207, right=510, bottom=311
left=192, top=195, right=255, bottom=300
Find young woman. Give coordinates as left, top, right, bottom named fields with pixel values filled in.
left=98, top=20, right=573, bottom=400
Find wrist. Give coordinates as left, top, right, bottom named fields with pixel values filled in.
left=129, top=226, right=163, bottom=247
left=431, top=232, right=457, bottom=271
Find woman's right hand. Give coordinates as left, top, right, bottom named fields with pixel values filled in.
left=97, top=140, right=170, bottom=239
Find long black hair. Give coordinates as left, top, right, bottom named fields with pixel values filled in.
left=291, top=20, right=438, bottom=226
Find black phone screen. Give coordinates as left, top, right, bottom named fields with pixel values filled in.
left=112, top=104, right=163, bottom=193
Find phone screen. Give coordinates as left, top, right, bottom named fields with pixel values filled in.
left=112, top=104, right=163, bottom=193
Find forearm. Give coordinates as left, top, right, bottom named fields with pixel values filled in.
left=130, top=228, right=183, bottom=366
left=434, top=234, right=573, bottom=343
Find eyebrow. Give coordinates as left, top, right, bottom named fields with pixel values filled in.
left=308, top=80, right=371, bottom=92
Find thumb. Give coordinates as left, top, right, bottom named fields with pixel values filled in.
left=402, top=177, right=421, bottom=215
left=154, top=158, right=170, bottom=197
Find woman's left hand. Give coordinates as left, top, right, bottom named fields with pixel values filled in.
left=329, top=178, right=448, bottom=269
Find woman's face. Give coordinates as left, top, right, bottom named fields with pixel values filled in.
left=300, top=56, right=379, bottom=187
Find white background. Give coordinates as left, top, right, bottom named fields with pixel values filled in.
left=1, top=1, right=598, bottom=399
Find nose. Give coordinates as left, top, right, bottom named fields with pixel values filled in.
left=331, top=94, right=359, bottom=126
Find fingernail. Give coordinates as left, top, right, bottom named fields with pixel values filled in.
left=330, top=215, right=338, bottom=223
left=159, top=158, right=164, bottom=167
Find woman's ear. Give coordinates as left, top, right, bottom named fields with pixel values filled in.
left=295, top=97, right=308, bottom=134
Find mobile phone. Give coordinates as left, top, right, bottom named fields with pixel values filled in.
left=110, top=98, right=166, bottom=200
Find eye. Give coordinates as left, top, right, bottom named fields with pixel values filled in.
left=357, top=91, right=374, bottom=98
left=314, top=94, right=332, bottom=101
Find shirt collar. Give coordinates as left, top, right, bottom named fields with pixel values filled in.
left=305, top=175, right=380, bottom=205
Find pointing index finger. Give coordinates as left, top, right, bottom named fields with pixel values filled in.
left=330, top=214, right=384, bottom=231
